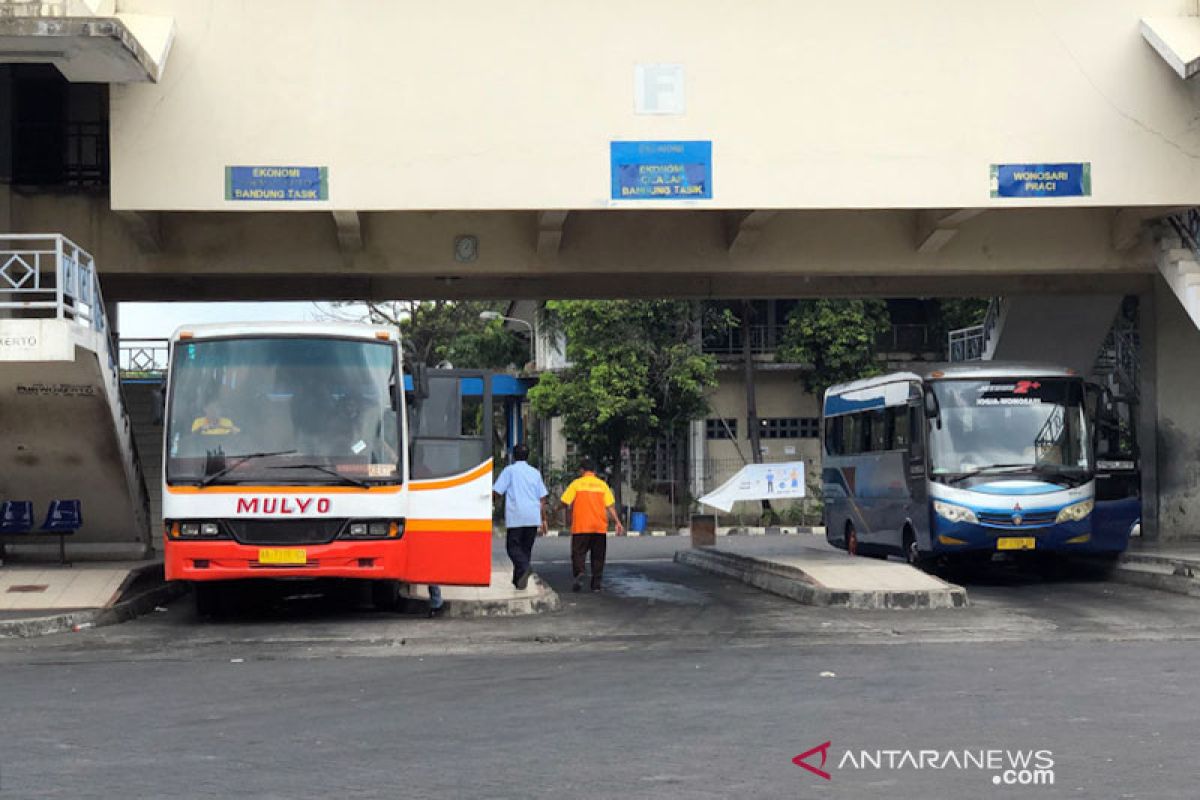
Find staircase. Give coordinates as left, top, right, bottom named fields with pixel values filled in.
left=0, top=234, right=152, bottom=558
left=1160, top=210, right=1200, bottom=333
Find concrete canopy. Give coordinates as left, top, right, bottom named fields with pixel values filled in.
left=0, top=6, right=173, bottom=83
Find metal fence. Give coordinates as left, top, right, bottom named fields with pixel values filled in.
left=0, top=234, right=107, bottom=333
left=119, top=338, right=169, bottom=379
left=701, top=324, right=787, bottom=355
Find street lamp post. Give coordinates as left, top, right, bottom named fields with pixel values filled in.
left=479, top=310, right=536, bottom=367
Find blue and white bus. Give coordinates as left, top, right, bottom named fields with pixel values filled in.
left=821, top=364, right=1139, bottom=567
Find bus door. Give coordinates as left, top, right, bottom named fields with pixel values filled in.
left=404, top=368, right=494, bottom=585
left=1087, top=384, right=1140, bottom=552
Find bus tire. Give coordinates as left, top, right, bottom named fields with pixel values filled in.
left=371, top=579, right=403, bottom=612
left=845, top=522, right=859, bottom=556
left=904, top=528, right=932, bottom=572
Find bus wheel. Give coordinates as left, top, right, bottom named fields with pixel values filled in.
left=846, top=523, right=859, bottom=556
left=371, top=580, right=403, bottom=612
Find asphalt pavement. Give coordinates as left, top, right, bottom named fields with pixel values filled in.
left=1, top=536, right=1198, bottom=799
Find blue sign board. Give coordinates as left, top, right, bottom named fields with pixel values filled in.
left=225, top=166, right=328, bottom=201
left=611, top=140, right=711, bottom=200
left=990, top=162, right=1090, bottom=198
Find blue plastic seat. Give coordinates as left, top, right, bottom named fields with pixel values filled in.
left=41, top=500, right=82, bottom=533
left=0, top=501, right=34, bottom=534
left=40, top=500, right=82, bottom=565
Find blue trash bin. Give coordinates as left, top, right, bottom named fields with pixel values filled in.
left=630, top=511, right=647, bottom=532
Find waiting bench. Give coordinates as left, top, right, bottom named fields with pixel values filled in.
left=0, top=500, right=82, bottom=566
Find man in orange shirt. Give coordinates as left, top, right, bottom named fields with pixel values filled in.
left=560, top=458, right=625, bottom=592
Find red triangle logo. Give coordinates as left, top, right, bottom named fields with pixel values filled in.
left=792, top=741, right=832, bottom=780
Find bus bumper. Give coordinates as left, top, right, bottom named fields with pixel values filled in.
left=930, top=518, right=1109, bottom=555
left=164, top=525, right=492, bottom=585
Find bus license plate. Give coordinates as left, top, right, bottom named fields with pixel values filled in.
left=258, top=547, right=307, bottom=565
left=996, top=537, right=1035, bottom=551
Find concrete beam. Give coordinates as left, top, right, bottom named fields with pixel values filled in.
left=1141, top=17, right=1200, bottom=80
left=726, top=210, right=777, bottom=255
left=332, top=210, right=363, bottom=252
left=915, top=209, right=985, bottom=254
left=114, top=210, right=162, bottom=253
left=101, top=271, right=1153, bottom=303
left=536, top=210, right=569, bottom=260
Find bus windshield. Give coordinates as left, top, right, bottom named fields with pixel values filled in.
left=928, top=378, right=1091, bottom=482
left=165, top=336, right=401, bottom=485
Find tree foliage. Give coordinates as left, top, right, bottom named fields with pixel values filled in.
left=334, top=300, right=527, bottom=370
left=776, top=299, right=891, bottom=396
left=527, top=301, right=717, bottom=504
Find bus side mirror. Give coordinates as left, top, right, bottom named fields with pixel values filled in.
left=923, top=389, right=940, bottom=420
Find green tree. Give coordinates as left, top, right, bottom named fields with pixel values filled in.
left=333, top=300, right=527, bottom=370
left=527, top=300, right=717, bottom=512
left=776, top=299, right=891, bottom=396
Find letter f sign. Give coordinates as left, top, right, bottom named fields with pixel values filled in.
left=793, top=741, right=832, bottom=780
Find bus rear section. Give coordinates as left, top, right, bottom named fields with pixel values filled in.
left=160, top=324, right=493, bottom=610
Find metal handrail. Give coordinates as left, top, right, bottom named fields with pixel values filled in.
left=947, top=297, right=1002, bottom=362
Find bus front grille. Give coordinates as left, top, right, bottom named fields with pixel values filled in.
left=224, top=520, right=348, bottom=545
left=977, top=511, right=1058, bottom=528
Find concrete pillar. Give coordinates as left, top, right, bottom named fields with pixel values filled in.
left=1138, top=288, right=1159, bottom=540
left=1148, top=276, right=1200, bottom=541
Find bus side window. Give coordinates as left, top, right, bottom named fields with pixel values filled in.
left=869, top=409, right=889, bottom=451
left=825, top=417, right=843, bottom=456
left=843, top=414, right=861, bottom=455
left=891, top=406, right=910, bottom=451
left=908, top=405, right=925, bottom=462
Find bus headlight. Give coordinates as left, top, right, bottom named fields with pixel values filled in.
left=933, top=501, right=978, bottom=525
left=1055, top=499, right=1094, bottom=524
left=200, top=523, right=220, bottom=537
left=179, top=522, right=201, bottom=537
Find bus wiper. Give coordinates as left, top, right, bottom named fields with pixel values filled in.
left=946, top=463, right=1036, bottom=485
left=197, top=450, right=298, bottom=488
left=269, top=463, right=372, bottom=489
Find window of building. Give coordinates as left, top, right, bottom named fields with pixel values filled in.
left=705, top=418, right=738, bottom=440
left=759, top=417, right=820, bottom=439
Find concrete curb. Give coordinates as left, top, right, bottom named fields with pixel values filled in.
left=1112, top=554, right=1200, bottom=598
left=401, top=575, right=562, bottom=618
left=540, top=527, right=824, bottom=538
left=675, top=548, right=968, bottom=610
left=0, top=566, right=186, bottom=639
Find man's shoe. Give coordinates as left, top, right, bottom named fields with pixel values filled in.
left=572, top=578, right=583, bottom=592
left=591, top=584, right=602, bottom=593
left=516, top=569, right=532, bottom=590
left=427, top=604, right=446, bottom=619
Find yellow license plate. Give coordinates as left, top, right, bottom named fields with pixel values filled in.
left=258, top=547, right=307, bottom=565
left=996, top=537, right=1036, bottom=551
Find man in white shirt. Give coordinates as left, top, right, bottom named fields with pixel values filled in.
left=492, top=444, right=549, bottom=589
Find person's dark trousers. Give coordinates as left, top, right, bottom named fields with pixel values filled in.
left=506, top=525, right=538, bottom=584
left=570, top=533, right=608, bottom=588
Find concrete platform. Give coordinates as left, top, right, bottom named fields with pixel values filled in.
left=0, top=561, right=182, bottom=638
left=1113, top=542, right=1200, bottom=598
left=675, top=538, right=968, bottom=609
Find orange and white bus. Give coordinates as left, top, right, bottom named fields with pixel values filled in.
left=160, top=322, right=493, bottom=614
